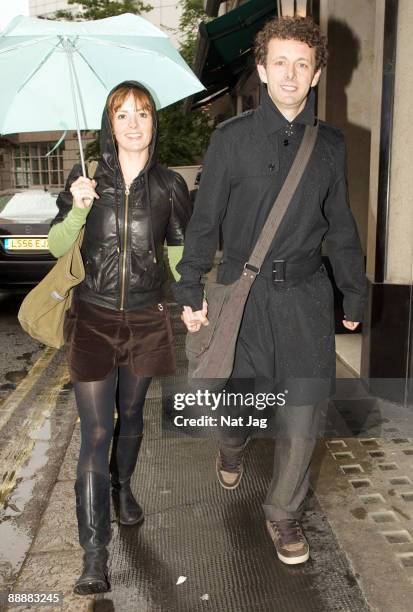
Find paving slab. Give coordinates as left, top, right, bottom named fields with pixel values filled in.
left=11, top=550, right=94, bottom=612
left=31, top=481, right=78, bottom=554
left=57, top=426, right=80, bottom=483
left=312, top=432, right=413, bottom=612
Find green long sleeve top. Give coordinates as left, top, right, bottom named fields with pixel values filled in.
left=48, top=204, right=183, bottom=281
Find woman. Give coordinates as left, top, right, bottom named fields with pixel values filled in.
left=48, top=81, right=191, bottom=595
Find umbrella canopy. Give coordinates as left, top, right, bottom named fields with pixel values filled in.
left=0, top=13, right=205, bottom=135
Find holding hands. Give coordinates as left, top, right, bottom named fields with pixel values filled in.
left=70, top=176, right=100, bottom=209
left=181, top=300, right=209, bottom=333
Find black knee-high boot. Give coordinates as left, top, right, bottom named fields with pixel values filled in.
left=110, top=434, right=144, bottom=525
left=73, top=471, right=111, bottom=595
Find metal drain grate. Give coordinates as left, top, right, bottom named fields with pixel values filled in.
left=380, top=530, right=412, bottom=544
left=368, top=510, right=398, bottom=524
left=359, top=493, right=386, bottom=505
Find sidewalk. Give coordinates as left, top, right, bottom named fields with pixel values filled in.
left=3, top=306, right=413, bottom=611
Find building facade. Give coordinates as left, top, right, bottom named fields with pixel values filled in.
left=29, top=0, right=80, bottom=17
left=29, top=0, right=183, bottom=46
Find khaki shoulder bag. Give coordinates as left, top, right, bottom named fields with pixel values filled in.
left=18, top=161, right=98, bottom=348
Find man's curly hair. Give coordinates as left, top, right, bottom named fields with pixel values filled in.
left=254, top=17, right=328, bottom=72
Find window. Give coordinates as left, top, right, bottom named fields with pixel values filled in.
left=13, top=143, right=65, bottom=188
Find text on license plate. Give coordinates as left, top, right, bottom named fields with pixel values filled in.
left=5, top=237, right=49, bottom=250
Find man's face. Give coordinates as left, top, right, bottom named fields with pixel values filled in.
left=257, top=38, right=321, bottom=117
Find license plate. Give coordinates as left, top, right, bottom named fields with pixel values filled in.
left=4, top=237, right=49, bottom=250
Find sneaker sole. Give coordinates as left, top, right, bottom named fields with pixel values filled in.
left=276, top=550, right=310, bottom=565
left=266, top=521, right=310, bottom=565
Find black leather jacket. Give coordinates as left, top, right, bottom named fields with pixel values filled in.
left=51, top=81, right=191, bottom=311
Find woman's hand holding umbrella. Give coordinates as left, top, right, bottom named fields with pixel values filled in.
left=70, top=176, right=99, bottom=208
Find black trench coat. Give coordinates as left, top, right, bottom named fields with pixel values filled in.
left=173, top=86, right=366, bottom=404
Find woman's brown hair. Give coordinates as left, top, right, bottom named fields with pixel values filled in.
left=107, top=86, right=153, bottom=122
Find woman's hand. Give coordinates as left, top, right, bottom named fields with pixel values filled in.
left=70, top=177, right=99, bottom=209
left=181, top=300, right=209, bottom=333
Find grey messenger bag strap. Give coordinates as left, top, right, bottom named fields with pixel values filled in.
left=186, top=122, right=319, bottom=381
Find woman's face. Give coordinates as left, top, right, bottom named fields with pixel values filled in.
left=111, top=93, right=153, bottom=155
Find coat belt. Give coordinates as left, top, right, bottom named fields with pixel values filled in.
left=223, top=252, right=323, bottom=282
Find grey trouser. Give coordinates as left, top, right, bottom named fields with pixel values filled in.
left=219, top=402, right=321, bottom=521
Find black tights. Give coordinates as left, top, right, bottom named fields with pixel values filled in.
left=74, top=366, right=151, bottom=478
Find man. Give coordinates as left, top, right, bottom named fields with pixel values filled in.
left=173, top=17, right=365, bottom=565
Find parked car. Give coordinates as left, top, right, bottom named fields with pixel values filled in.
left=0, top=189, right=58, bottom=287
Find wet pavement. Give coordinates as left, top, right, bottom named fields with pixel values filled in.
left=0, top=291, right=76, bottom=596
left=0, top=295, right=412, bottom=611
left=0, top=346, right=75, bottom=594
left=0, top=291, right=44, bottom=405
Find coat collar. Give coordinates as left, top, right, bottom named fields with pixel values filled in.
left=257, top=85, right=317, bottom=134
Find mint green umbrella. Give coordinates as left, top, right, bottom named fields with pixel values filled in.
left=0, top=13, right=204, bottom=175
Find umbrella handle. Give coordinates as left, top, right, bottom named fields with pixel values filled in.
left=61, top=36, right=87, bottom=177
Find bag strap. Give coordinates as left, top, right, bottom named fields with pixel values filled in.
left=245, top=123, right=319, bottom=274
left=77, top=160, right=98, bottom=247
left=86, top=160, right=98, bottom=180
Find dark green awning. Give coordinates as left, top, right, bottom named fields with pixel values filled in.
left=192, top=0, right=278, bottom=106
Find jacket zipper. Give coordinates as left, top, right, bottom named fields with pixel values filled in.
left=120, top=186, right=130, bottom=311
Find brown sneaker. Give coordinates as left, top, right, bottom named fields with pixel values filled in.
left=215, top=448, right=244, bottom=490
left=266, top=519, right=310, bottom=565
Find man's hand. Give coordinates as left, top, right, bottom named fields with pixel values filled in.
left=342, top=320, right=360, bottom=331
left=181, top=300, right=209, bottom=333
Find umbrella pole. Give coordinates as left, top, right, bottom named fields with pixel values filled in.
left=62, top=37, right=87, bottom=177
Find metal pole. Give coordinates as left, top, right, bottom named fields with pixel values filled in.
left=61, top=36, right=87, bottom=177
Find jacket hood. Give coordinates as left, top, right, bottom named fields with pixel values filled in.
left=100, top=80, right=158, bottom=176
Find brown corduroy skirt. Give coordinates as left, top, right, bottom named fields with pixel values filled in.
left=63, top=297, right=176, bottom=382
